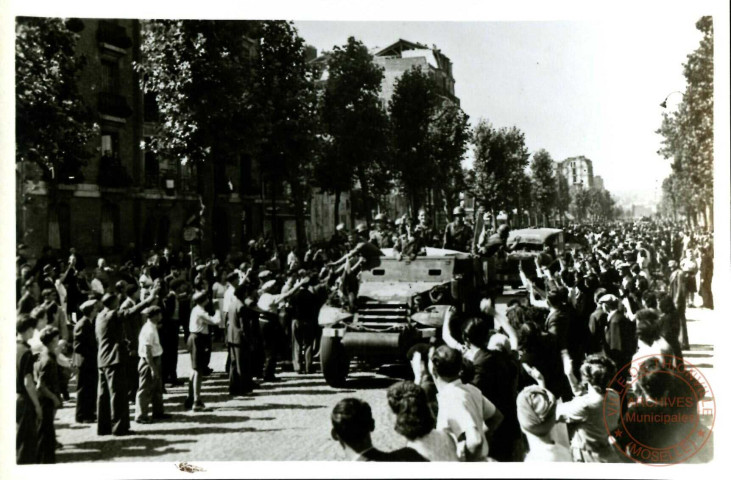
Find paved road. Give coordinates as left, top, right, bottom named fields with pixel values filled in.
left=54, top=306, right=716, bottom=463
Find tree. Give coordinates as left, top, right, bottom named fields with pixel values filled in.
left=138, top=20, right=260, bottom=255
left=389, top=67, right=439, bottom=216
left=529, top=149, right=557, bottom=225
left=466, top=120, right=530, bottom=218
left=250, top=21, right=319, bottom=248
left=316, top=37, right=389, bottom=228
left=16, top=17, right=97, bottom=240
left=429, top=101, right=472, bottom=221
left=657, top=16, right=713, bottom=228
left=570, top=184, right=592, bottom=222
left=555, top=172, right=571, bottom=224
left=16, top=17, right=96, bottom=183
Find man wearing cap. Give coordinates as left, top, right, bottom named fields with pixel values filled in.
left=330, top=225, right=383, bottom=274
left=96, top=287, right=158, bottom=436
left=443, top=206, right=473, bottom=252
left=369, top=214, right=393, bottom=249
left=135, top=306, right=170, bottom=423
left=257, top=277, right=308, bottom=381
left=160, top=279, right=185, bottom=386
left=186, top=290, right=222, bottom=411
left=414, top=208, right=438, bottom=248
left=517, top=385, right=571, bottom=462
left=226, top=284, right=255, bottom=395
left=667, top=260, right=689, bottom=349
left=600, top=294, right=636, bottom=373
left=73, top=299, right=100, bottom=424
left=291, top=275, right=325, bottom=374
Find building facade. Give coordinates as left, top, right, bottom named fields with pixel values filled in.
left=372, top=39, right=459, bottom=107
left=557, top=156, right=594, bottom=190
left=19, top=19, right=316, bottom=263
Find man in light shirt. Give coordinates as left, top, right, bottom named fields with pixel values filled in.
left=257, top=277, right=308, bottom=381
left=185, top=291, right=221, bottom=411
left=135, top=306, right=170, bottom=424
left=428, top=345, right=503, bottom=461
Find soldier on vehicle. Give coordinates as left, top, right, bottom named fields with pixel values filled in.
left=369, top=213, right=393, bottom=248
left=443, top=206, right=473, bottom=252
left=414, top=208, right=438, bottom=248
left=479, top=224, right=521, bottom=258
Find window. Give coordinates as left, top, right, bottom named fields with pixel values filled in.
left=101, top=60, right=120, bottom=94
left=101, top=132, right=119, bottom=157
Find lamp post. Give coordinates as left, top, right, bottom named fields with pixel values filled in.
left=660, top=91, right=684, bottom=108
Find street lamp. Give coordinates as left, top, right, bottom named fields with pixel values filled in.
left=660, top=91, right=684, bottom=109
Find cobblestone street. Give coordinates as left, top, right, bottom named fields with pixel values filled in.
left=53, top=306, right=715, bottom=463
left=55, top=351, right=407, bottom=462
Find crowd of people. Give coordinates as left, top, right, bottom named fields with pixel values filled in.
left=15, top=214, right=713, bottom=464
left=327, top=219, right=713, bottom=462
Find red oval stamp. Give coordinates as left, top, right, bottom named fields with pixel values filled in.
left=603, top=354, right=715, bottom=465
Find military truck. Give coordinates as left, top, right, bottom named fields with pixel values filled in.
left=317, top=247, right=484, bottom=387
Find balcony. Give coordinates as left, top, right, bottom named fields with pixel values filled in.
left=96, top=21, right=132, bottom=50
left=98, top=92, right=133, bottom=119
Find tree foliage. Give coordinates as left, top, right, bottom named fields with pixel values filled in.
left=389, top=67, right=439, bottom=215
left=570, top=184, right=592, bottom=222
left=316, top=37, right=389, bottom=226
left=138, top=20, right=259, bottom=165
left=430, top=101, right=471, bottom=218
left=467, top=120, right=530, bottom=214
left=657, top=16, right=713, bottom=227
left=555, top=172, right=571, bottom=220
left=16, top=17, right=97, bottom=183
left=250, top=21, right=319, bottom=246
left=138, top=20, right=261, bottom=254
left=529, top=149, right=557, bottom=220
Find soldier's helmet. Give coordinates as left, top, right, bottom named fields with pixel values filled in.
left=355, top=223, right=368, bottom=233
left=453, top=206, right=466, bottom=216
left=374, top=213, right=387, bottom=222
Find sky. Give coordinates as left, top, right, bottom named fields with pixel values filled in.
left=295, top=19, right=704, bottom=208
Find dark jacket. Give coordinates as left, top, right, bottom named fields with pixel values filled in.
left=358, top=447, right=427, bottom=462
left=95, top=308, right=129, bottom=368
left=605, top=310, right=636, bottom=368
left=73, top=316, right=97, bottom=369
left=226, top=298, right=244, bottom=346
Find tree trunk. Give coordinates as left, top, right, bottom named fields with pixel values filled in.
left=357, top=168, right=372, bottom=228
left=291, top=182, right=307, bottom=251
left=197, top=160, right=215, bottom=257
left=333, top=189, right=341, bottom=230
left=271, top=177, right=277, bottom=242
left=349, top=188, right=356, bottom=231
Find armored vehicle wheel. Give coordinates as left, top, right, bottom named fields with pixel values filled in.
left=320, top=336, right=349, bottom=387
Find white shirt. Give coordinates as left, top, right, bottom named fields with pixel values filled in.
left=257, top=292, right=287, bottom=316
left=523, top=441, right=572, bottom=462
left=436, top=380, right=497, bottom=460
left=189, top=305, right=219, bottom=335
left=222, top=284, right=236, bottom=315
left=139, top=273, right=154, bottom=301
left=90, top=277, right=105, bottom=295
left=138, top=321, right=163, bottom=358
left=54, top=279, right=67, bottom=310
